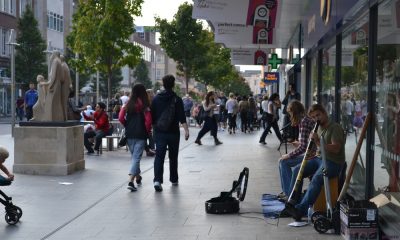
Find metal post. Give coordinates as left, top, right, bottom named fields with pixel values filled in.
left=7, top=29, right=19, bottom=137
left=45, top=41, right=52, bottom=77
left=75, top=53, right=79, bottom=106
left=96, top=69, right=99, bottom=102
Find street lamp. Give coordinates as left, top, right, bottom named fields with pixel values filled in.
left=96, top=60, right=100, bottom=103
left=75, top=53, right=79, bottom=105
left=43, top=41, right=52, bottom=78
left=6, top=29, right=20, bottom=137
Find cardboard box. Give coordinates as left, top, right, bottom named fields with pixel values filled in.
left=341, top=221, right=378, bottom=240
left=340, top=200, right=378, bottom=228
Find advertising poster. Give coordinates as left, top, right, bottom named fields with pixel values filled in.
left=230, top=48, right=268, bottom=65
left=246, top=0, right=278, bottom=29
left=263, top=72, right=279, bottom=84
left=192, top=0, right=249, bottom=24
left=214, top=22, right=274, bottom=45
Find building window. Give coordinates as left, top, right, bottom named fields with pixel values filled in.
left=0, top=0, right=15, bottom=15
left=47, top=11, right=64, bottom=32
left=0, top=28, right=11, bottom=57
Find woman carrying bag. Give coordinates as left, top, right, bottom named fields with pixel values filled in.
left=194, top=91, right=222, bottom=145
left=119, top=84, right=152, bottom=192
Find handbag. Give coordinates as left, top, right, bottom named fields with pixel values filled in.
left=118, top=130, right=127, bottom=147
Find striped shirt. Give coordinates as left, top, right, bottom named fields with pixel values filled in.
left=287, top=116, right=317, bottom=159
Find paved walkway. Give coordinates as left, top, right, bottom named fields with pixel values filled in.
left=0, top=125, right=343, bottom=240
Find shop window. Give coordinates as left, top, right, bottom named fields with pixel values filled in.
left=311, top=56, right=318, bottom=105
left=340, top=13, right=369, bottom=200
left=321, top=44, right=336, bottom=120
left=374, top=0, right=400, bottom=235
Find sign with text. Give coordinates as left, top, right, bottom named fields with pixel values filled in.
left=231, top=48, right=268, bottom=65
left=263, top=72, right=279, bottom=84
left=192, top=0, right=249, bottom=24
left=193, top=0, right=279, bottom=27
left=214, top=22, right=274, bottom=45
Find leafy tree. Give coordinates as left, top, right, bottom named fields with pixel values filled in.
left=194, top=31, right=233, bottom=90
left=67, top=0, right=143, bottom=103
left=64, top=48, right=92, bottom=91
left=220, top=72, right=251, bottom=96
left=132, top=59, right=152, bottom=89
left=15, top=5, right=47, bottom=89
left=92, top=68, right=123, bottom=98
left=156, top=3, right=205, bottom=94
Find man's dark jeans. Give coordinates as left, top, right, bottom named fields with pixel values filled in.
left=153, top=131, right=180, bottom=184
left=84, top=130, right=107, bottom=152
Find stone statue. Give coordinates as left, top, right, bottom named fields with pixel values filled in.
left=31, top=75, right=48, bottom=121
left=43, top=51, right=65, bottom=121
left=60, top=55, right=72, bottom=121
left=31, top=51, right=74, bottom=122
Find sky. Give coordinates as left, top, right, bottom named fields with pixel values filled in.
left=134, top=0, right=189, bottom=26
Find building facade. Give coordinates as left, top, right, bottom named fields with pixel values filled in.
left=292, top=0, right=400, bottom=236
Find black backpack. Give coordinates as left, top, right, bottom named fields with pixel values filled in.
left=156, top=97, right=176, bottom=131
left=125, top=111, right=147, bottom=139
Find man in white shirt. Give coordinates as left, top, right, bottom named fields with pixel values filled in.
left=120, top=92, right=130, bottom=106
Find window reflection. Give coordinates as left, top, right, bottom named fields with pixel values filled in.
left=375, top=0, right=400, bottom=235
left=341, top=14, right=369, bottom=200
left=321, top=45, right=335, bottom=120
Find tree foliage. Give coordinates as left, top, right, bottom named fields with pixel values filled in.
left=67, top=0, right=143, bottom=101
left=133, top=59, right=152, bottom=89
left=156, top=3, right=205, bottom=93
left=64, top=48, right=92, bottom=91
left=15, top=5, right=47, bottom=89
left=193, top=31, right=233, bottom=90
left=91, top=68, right=123, bottom=98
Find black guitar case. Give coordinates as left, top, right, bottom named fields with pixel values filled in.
left=205, top=167, right=249, bottom=214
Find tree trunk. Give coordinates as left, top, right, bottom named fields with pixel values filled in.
left=108, top=68, right=112, bottom=120
left=185, top=70, right=189, bottom=94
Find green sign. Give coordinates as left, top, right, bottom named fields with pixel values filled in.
left=268, top=53, right=282, bottom=69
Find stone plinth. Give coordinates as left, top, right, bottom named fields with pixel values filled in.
left=13, top=125, right=85, bottom=175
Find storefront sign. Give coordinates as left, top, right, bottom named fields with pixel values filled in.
left=214, top=22, right=274, bottom=45
left=230, top=48, right=268, bottom=65
left=193, top=0, right=278, bottom=27
left=268, top=53, right=282, bottom=69
left=263, top=72, right=279, bottom=83
left=192, top=0, right=251, bottom=24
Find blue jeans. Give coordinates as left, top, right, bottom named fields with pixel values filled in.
left=289, top=156, right=342, bottom=215
left=153, top=131, right=180, bottom=184
left=0, top=175, right=11, bottom=186
left=127, top=138, right=146, bottom=176
left=279, top=155, right=304, bottom=196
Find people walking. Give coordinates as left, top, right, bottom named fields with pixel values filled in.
left=238, top=95, right=250, bottom=133
left=225, top=93, right=238, bottom=134
left=151, top=75, right=189, bottom=192
left=259, top=93, right=283, bottom=144
left=194, top=91, right=223, bottom=145
left=119, top=84, right=152, bottom=192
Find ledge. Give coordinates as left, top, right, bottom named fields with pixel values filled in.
left=19, top=121, right=81, bottom=127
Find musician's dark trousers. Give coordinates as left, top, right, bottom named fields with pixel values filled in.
left=288, top=156, right=342, bottom=215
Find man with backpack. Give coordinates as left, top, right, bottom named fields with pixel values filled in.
left=151, top=75, right=189, bottom=192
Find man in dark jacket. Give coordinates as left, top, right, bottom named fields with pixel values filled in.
left=151, top=75, right=189, bottom=192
